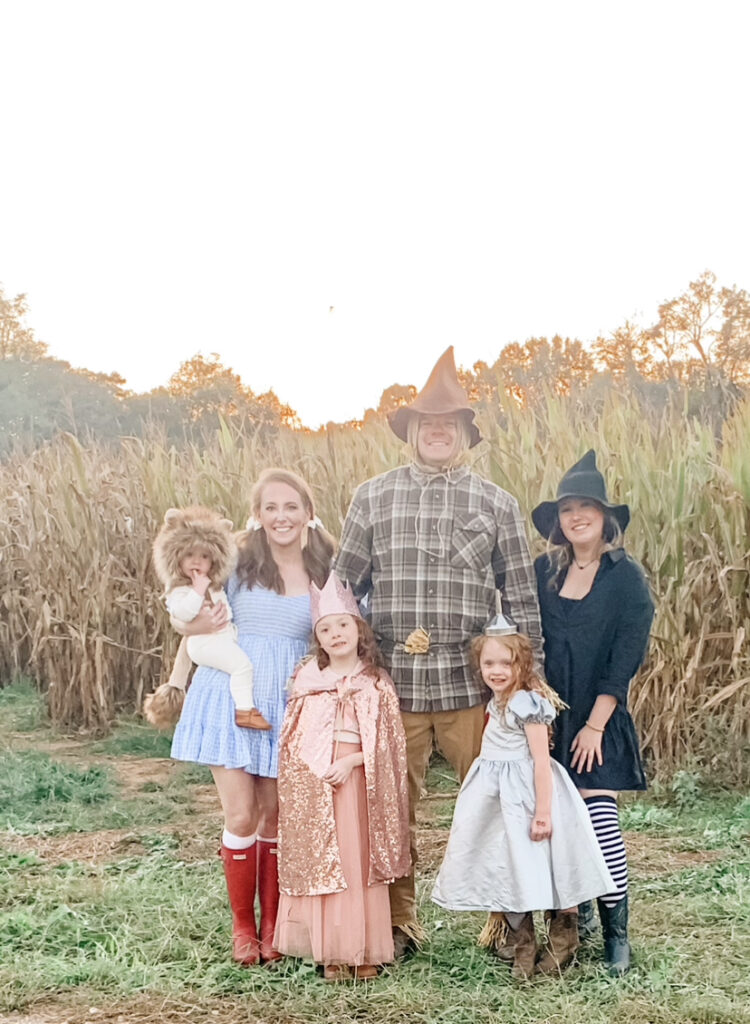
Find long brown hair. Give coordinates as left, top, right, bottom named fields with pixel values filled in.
left=312, top=616, right=384, bottom=676
left=545, top=505, right=624, bottom=590
left=235, top=468, right=335, bottom=593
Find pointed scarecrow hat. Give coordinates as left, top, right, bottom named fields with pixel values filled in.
left=310, top=573, right=362, bottom=628
left=388, top=346, right=481, bottom=448
left=531, top=450, right=630, bottom=539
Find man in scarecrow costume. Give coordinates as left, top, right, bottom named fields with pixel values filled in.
left=334, top=347, right=544, bottom=956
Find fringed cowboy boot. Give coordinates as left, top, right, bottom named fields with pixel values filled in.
left=219, top=843, right=259, bottom=966
left=535, top=910, right=580, bottom=975
left=508, top=912, right=537, bottom=980
left=257, top=837, right=282, bottom=963
left=598, top=894, right=631, bottom=976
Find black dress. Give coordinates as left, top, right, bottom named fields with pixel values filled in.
left=534, top=548, right=654, bottom=791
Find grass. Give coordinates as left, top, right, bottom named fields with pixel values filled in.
left=89, top=718, right=175, bottom=758
left=0, top=676, right=48, bottom=731
left=1, top=682, right=749, bottom=1024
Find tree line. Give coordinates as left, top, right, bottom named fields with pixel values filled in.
left=0, top=289, right=296, bottom=453
left=2, top=270, right=749, bottom=454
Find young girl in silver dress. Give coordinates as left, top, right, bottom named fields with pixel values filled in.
left=431, top=617, right=614, bottom=978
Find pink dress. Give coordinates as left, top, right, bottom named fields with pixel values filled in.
left=273, top=693, right=395, bottom=966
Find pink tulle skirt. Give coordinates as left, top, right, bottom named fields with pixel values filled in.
left=274, top=743, right=394, bottom=966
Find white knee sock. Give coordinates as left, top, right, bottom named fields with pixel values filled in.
left=222, top=829, right=256, bottom=850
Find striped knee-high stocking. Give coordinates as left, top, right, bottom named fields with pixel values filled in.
left=584, top=796, right=627, bottom=907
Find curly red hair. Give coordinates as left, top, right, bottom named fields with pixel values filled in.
left=469, top=632, right=538, bottom=707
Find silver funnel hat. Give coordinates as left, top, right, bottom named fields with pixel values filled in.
left=484, top=612, right=518, bottom=636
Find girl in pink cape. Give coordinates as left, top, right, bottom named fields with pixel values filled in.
left=274, top=574, right=410, bottom=981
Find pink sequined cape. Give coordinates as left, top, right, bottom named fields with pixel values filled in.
left=277, top=659, right=410, bottom=897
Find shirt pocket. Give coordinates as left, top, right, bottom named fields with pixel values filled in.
left=450, top=512, right=496, bottom=573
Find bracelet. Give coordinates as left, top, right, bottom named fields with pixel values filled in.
left=586, top=719, right=605, bottom=733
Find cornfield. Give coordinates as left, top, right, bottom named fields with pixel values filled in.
left=1, top=390, right=748, bottom=781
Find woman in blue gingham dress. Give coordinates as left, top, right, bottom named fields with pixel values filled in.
left=171, top=582, right=312, bottom=774
left=169, top=469, right=335, bottom=966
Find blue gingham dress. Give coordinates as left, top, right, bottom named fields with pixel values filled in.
left=171, top=577, right=312, bottom=775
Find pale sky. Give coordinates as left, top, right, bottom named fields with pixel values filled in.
left=2, top=0, right=749, bottom=427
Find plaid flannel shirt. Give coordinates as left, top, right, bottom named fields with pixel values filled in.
left=333, top=463, right=544, bottom=713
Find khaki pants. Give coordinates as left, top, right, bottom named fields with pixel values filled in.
left=389, top=704, right=485, bottom=930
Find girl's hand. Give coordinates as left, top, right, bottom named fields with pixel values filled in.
left=171, top=601, right=229, bottom=636
left=570, top=725, right=604, bottom=774
left=530, top=814, right=552, bottom=842
left=190, top=568, right=211, bottom=595
left=322, top=754, right=361, bottom=787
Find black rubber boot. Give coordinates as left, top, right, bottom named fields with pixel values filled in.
left=597, top=894, right=631, bottom=976
left=577, top=900, right=599, bottom=942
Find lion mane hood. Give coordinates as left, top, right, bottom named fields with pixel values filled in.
left=152, top=506, right=238, bottom=589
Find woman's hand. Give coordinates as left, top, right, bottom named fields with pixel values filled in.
left=530, top=813, right=552, bottom=841
left=171, top=602, right=229, bottom=636
left=570, top=724, right=604, bottom=774
left=321, top=753, right=363, bottom=787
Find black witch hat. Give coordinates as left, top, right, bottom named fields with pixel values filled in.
left=531, top=450, right=630, bottom=539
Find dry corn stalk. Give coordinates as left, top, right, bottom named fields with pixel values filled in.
left=0, top=396, right=747, bottom=780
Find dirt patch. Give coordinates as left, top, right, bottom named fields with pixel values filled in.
left=5, top=818, right=719, bottom=878
left=1, top=1009, right=73, bottom=1024
left=417, top=825, right=451, bottom=873
left=625, top=832, right=724, bottom=876
left=2, top=822, right=219, bottom=868
left=6, top=733, right=89, bottom=758
left=0, top=995, right=306, bottom=1024
left=4, top=736, right=176, bottom=792
left=111, top=757, right=174, bottom=793
left=185, top=785, right=219, bottom=813
left=3, top=828, right=152, bottom=865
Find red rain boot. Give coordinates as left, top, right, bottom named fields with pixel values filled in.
left=219, top=842, right=260, bottom=966
left=257, top=837, right=282, bottom=963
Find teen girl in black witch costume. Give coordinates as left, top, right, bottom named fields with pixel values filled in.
left=532, top=450, right=654, bottom=976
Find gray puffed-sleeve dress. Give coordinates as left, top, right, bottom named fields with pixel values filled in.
left=431, top=691, right=614, bottom=913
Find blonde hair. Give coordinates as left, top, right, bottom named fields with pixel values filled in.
left=406, top=413, right=471, bottom=470
left=236, top=468, right=335, bottom=593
